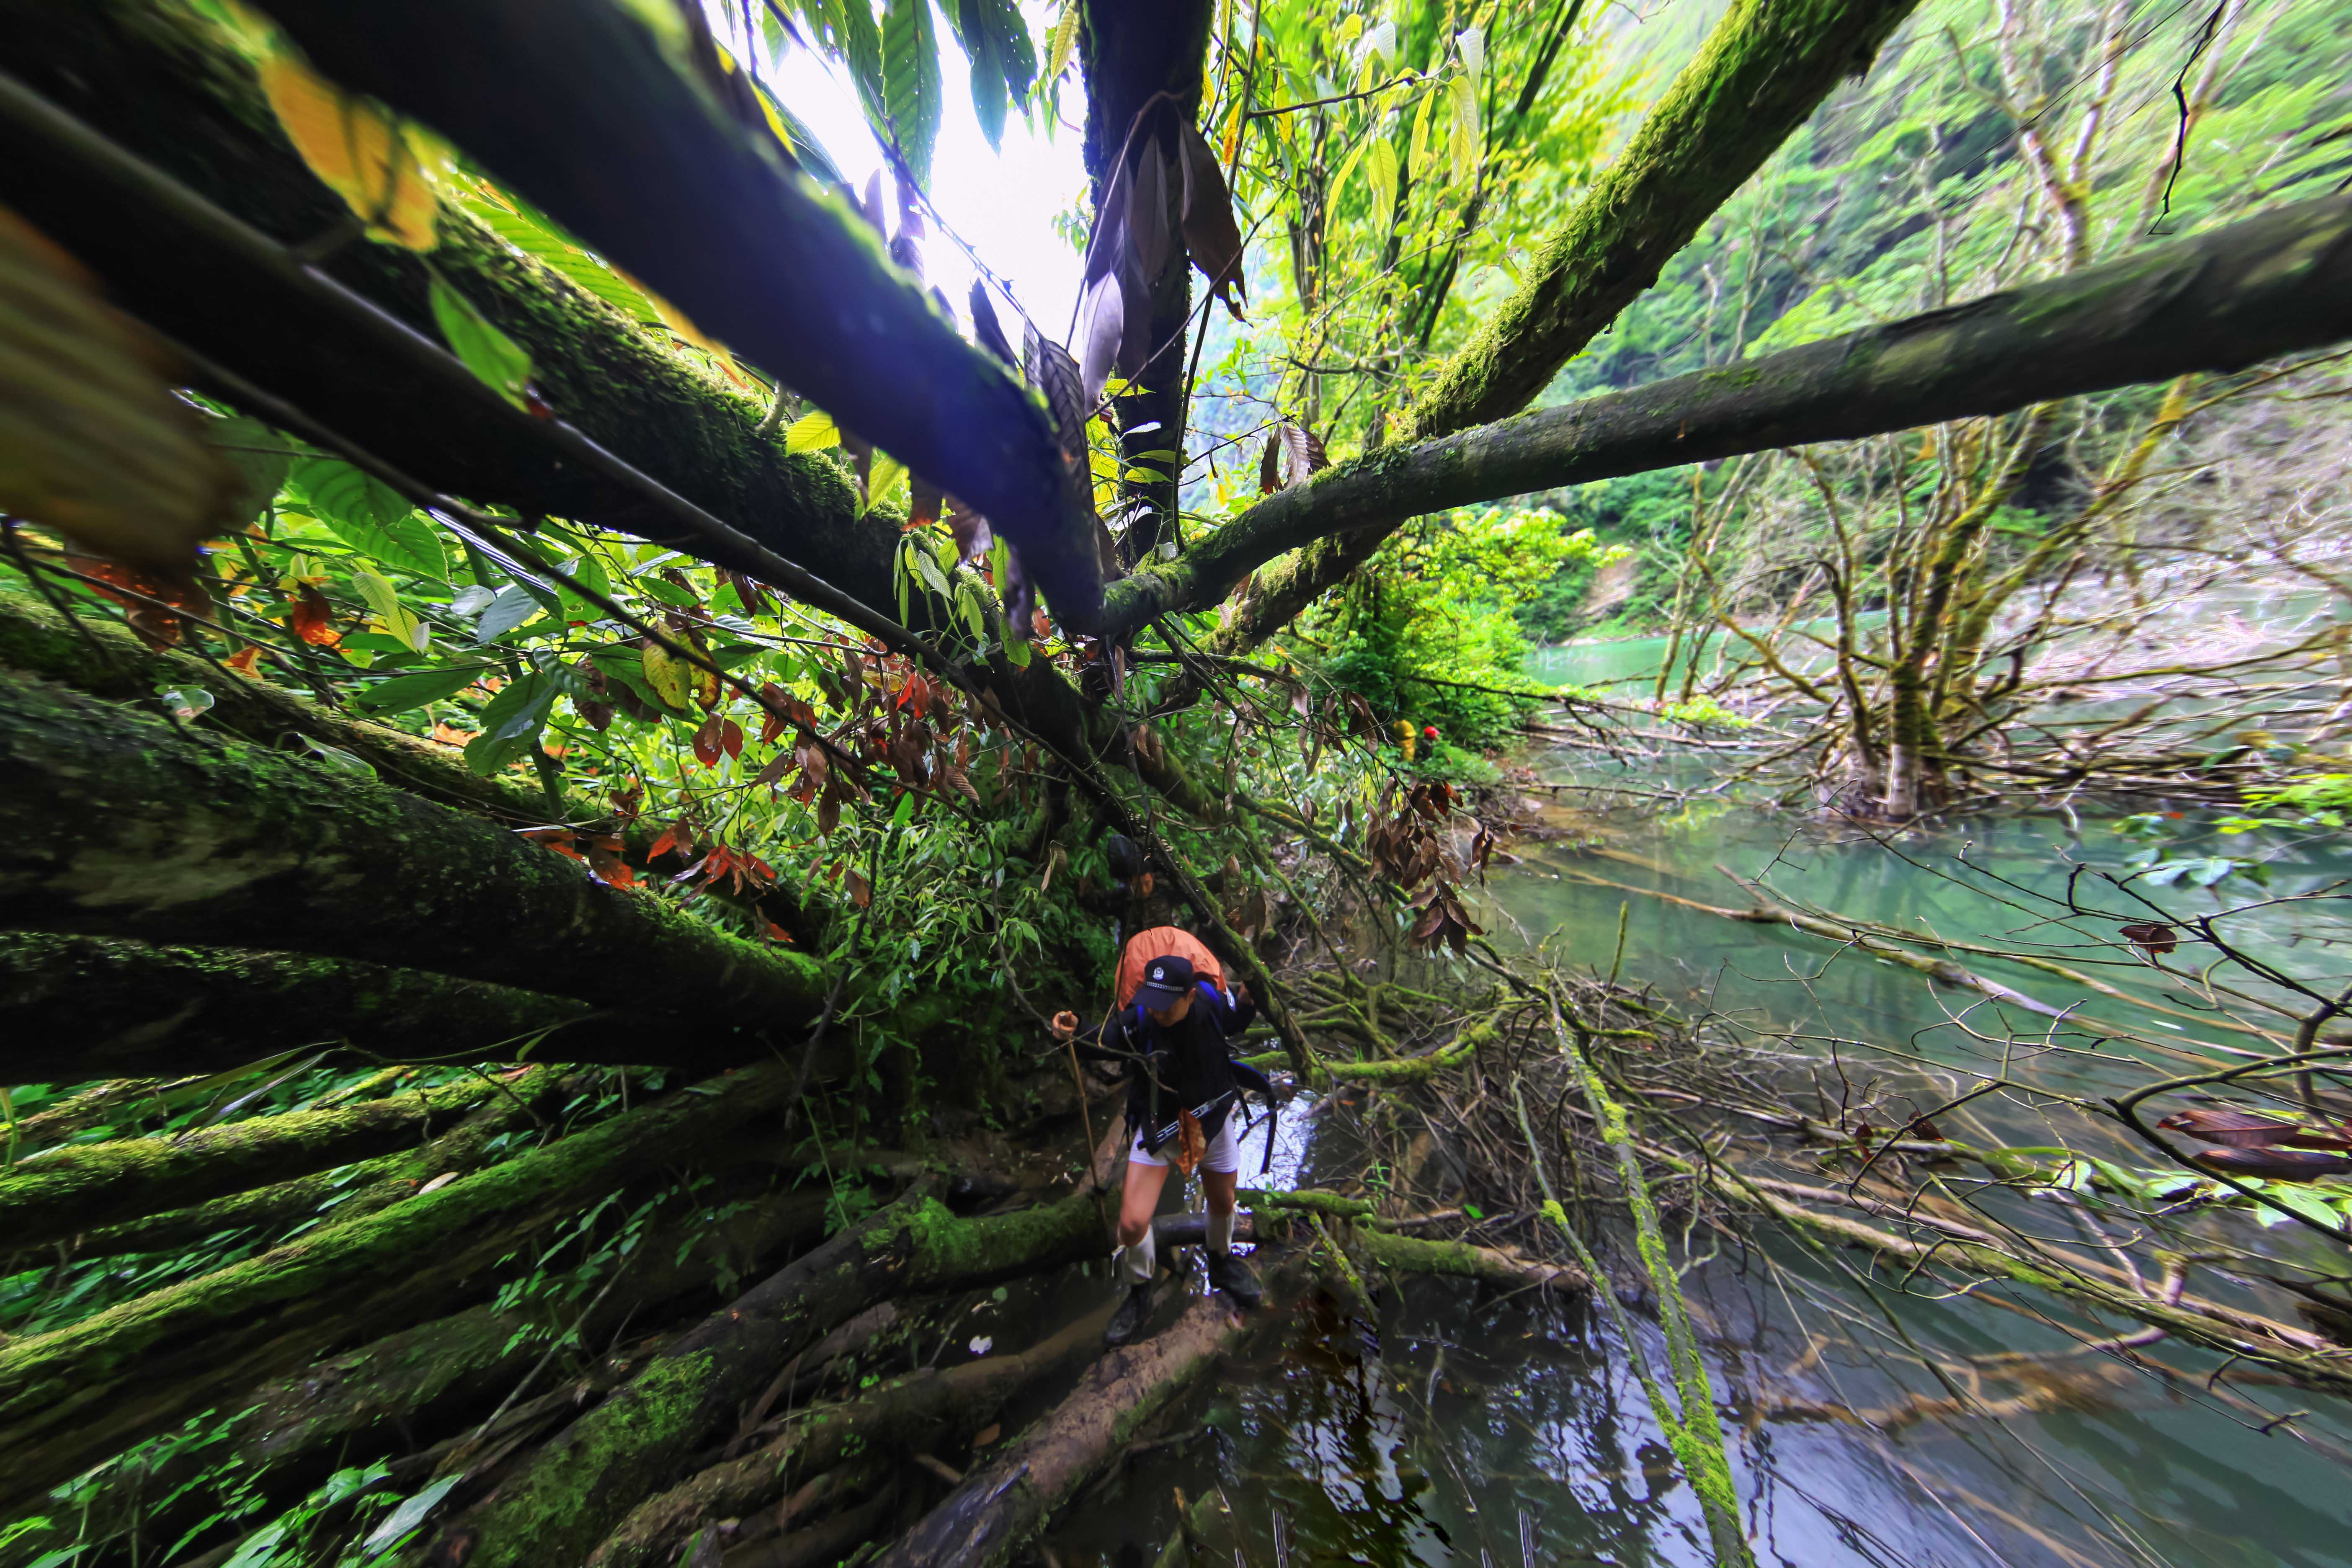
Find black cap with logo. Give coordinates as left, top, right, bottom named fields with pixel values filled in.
left=1133, top=952, right=1196, bottom=1009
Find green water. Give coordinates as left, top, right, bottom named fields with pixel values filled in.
left=1039, top=642, right=2352, bottom=1568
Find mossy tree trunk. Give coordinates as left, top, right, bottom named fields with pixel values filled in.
left=1092, top=193, right=2352, bottom=644
left=260, top=0, right=1106, bottom=621
left=0, top=933, right=731, bottom=1086
left=0, top=1063, right=799, bottom=1506
left=0, top=1065, right=504, bottom=1248
left=0, top=673, right=827, bottom=1040
left=0, top=1189, right=834, bottom=1568
left=405, top=1187, right=1115, bottom=1567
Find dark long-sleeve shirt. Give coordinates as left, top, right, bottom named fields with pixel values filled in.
left=1072, top=981, right=1258, bottom=1151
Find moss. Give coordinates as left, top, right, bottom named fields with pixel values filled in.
left=0, top=1068, right=499, bottom=1248
left=0, top=1062, right=797, bottom=1503
left=0, top=673, right=827, bottom=1027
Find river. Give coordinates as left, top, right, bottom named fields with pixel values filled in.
left=1039, top=632, right=2352, bottom=1568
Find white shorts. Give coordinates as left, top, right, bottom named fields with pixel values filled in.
left=1130, top=1114, right=1240, bottom=1174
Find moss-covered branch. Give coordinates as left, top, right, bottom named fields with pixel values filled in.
left=872, top=1274, right=1278, bottom=1568
left=3, top=1188, right=833, bottom=1568
left=261, top=0, right=1104, bottom=621
left=0, top=590, right=545, bottom=823
left=0, top=672, right=825, bottom=1034
left=1401, top=0, right=1918, bottom=443
left=0, top=1063, right=799, bottom=1508
left=59, top=1065, right=584, bottom=1263
left=410, top=1187, right=1115, bottom=1566
left=587, top=1297, right=1119, bottom=1568
left=0, top=1065, right=499, bottom=1249
left=1096, top=193, right=2352, bottom=640
left=1177, top=0, right=1916, bottom=647
left=0, top=933, right=740, bottom=1085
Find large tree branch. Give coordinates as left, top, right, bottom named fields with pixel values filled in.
left=0, top=1, right=891, bottom=605
left=258, top=0, right=1105, bottom=621
left=1201, top=0, right=1918, bottom=646
left=1400, top=0, right=1919, bottom=444
left=1096, top=193, right=2352, bottom=638
left=0, top=7, right=1223, bottom=830
left=0, top=672, right=828, bottom=1032
left=0, top=933, right=773, bottom=1083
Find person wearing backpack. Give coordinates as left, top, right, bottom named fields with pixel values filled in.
left=1052, top=930, right=1278, bottom=1346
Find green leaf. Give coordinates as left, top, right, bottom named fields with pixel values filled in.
left=865, top=451, right=909, bottom=515
left=465, top=672, right=556, bottom=776
left=353, top=570, right=430, bottom=653
left=559, top=545, right=614, bottom=619
left=912, top=542, right=952, bottom=600
left=1044, top=0, right=1079, bottom=85
left=1330, top=134, right=1371, bottom=213
left=831, top=0, right=889, bottom=126
left=428, top=273, right=534, bottom=409
left=361, top=1477, right=463, bottom=1557
left=474, top=583, right=544, bottom=641
left=948, top=0, right=1030, bottom=146
left=291, top=458, right=446, bottom=580
left=354, top=664, right=484, bottom=716
left=881, top=0, right=943, bottom=181
left=1366, top=138, right=1399, bottom=224
left=1448, top=72, right=1480, bottom=185
left=784, top=410, right=840, bottom=452
left=635, top=576, right=701, bottom=608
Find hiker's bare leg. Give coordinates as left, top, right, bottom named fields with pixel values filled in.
left=1117, top=1156, right=1170, bottom=1286
left=1202, top=1168, right=1237, bottom=1219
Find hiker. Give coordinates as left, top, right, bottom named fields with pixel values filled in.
left=1051, top=929, right=1277, bottom=1346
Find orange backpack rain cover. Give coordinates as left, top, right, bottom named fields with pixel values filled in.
left=1115, top=926, right=1226, bottom=1008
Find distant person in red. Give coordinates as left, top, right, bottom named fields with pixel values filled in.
left=1052, top=928, right=1274, bottom=1346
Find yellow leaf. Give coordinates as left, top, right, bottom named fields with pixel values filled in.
left=784, top=410, right=840, bottom=453
left=1448, top=73, right=1480, bottom=185
left=1410, top=85, right=1437, bottom=176
left=641, top=640, right=694, bottom=712
left=0, top=204, right=235, bottom=576
left=1047, top=0, right=1081, bottom=83
left=257, top=53, right=438, bottom=249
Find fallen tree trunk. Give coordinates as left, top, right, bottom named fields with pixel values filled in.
left=262, top=0, right=1105, bottom=622
left=0, top=1063, right=500, bottom=1248
left=0, top=1187, right=834, bottom=1568
left=58, top=1065, right=585, bottom=1263
left=0, top=932, right=757, bottom=1084
left=0, top=595, right=834, bottom=941
left=0, top=0, right=882, bottom=603
left=0, top=672, right=826, bottom=1042
left=1357, top=1228, right=1589, bottom=1294
left=870, top=1272, right=1282, bottom=1568
left=0, top=1062, right=799, bottom=1507
left=0, top=589, right=544, bottom=824
left=0, top=10, right=1217, bottom=834
left=1099, top=193, right=2352, bottom=641
left=410, top=1187, right=1116, bottom=1566
left=1189, top=0, right=1919, bottom=649
left=586, top=1298, right=1121, bottom=1568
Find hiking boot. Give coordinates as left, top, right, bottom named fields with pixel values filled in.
left=1205, top=1249, right=1262, bottom=1307
left=1106, top=1282, right=1154, bottom=1346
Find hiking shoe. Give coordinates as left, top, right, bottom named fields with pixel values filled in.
left=1106, top=1283, right=1154, bottom=1346
left=1206, top=1249, right=1263, bottom=1307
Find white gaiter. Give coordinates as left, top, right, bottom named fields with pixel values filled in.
left=1120, top=1225, right=1157, bottom=1285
